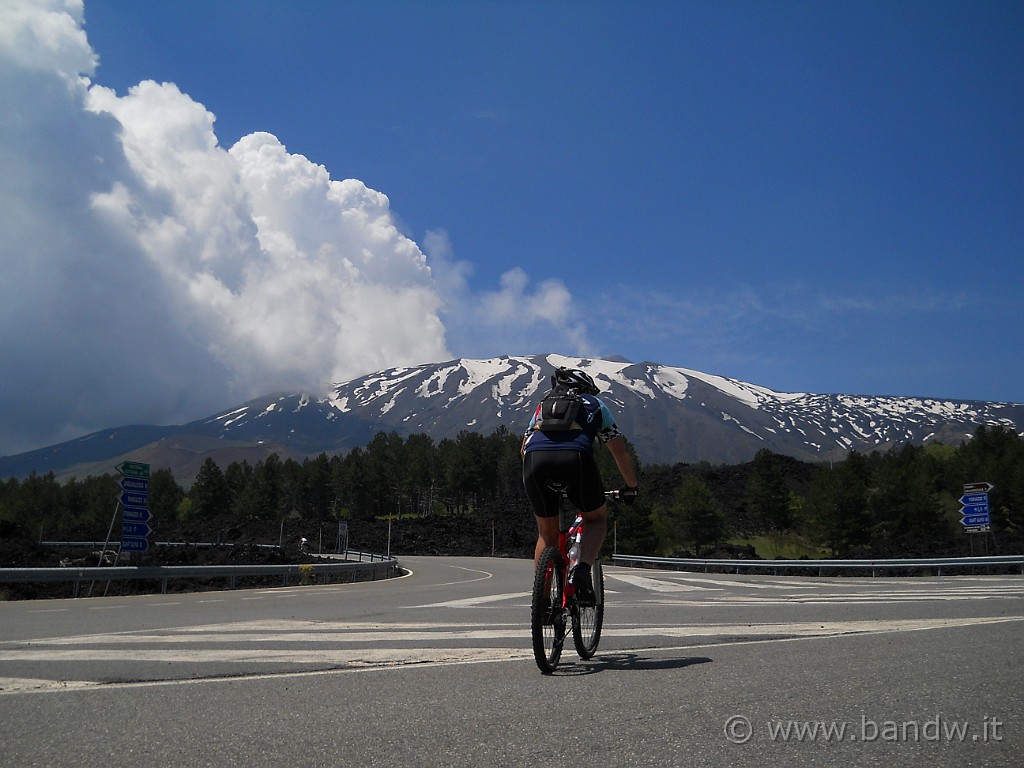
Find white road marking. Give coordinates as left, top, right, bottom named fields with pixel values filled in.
left=5, top=572, right=1024, bottom=696
left=609, top=573, right=814, bottom=590
left=411, top=591, right=529, bottom=608
left=2, top=615, right=1021, bottom=696
left=607, top=574, right=724, bottom=592
left=604, top=570, right=1024, bottom=605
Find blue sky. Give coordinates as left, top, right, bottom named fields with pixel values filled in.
left=0, top=1, right=1021, bottom=455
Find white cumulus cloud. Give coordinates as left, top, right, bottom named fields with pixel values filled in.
left=0, top=0, right=588, bottom=456
left=423, top=230, right=590, bottom=358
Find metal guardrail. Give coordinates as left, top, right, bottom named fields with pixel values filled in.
left=39, top=541, right=386, bottom=556
left=37, top=541, right=389, bottom=562
left=0, top=555, right=400, bottom=598
left=611, top=553, right=1024, bottom=577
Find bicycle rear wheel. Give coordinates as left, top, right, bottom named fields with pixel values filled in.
left=572, top=559, right=604, bottom=659
left=531, top=546, right=566, bottom=674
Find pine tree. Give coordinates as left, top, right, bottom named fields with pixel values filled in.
left=744, top=449, right=792, bottom=532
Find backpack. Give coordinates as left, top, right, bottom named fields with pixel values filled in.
left=535, top=384, right=585, bottom=431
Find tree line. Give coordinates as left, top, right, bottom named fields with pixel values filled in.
left=1, top=425, right=1021, bottom=559
left=638, top=424, right=1023, bottom=558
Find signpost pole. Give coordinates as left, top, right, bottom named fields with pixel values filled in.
left=87, top=500, right=122, bottom=597
left=97, top=500, right=121, bottom=567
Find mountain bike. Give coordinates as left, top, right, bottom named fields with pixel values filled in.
left=530, top=488, right=619, bottom=674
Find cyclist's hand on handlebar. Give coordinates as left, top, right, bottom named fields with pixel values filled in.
left=617, top=484, right=639, bottom=503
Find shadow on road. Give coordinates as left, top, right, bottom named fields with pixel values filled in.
left=554, top=652, right=713, bottom=676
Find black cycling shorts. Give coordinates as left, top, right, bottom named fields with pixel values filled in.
left=523, top=449, right=605, bottom=518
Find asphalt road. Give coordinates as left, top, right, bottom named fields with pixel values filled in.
left=1, top=556, right=1021, bottom=767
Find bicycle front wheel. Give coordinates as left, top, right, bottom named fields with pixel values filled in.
left=572, top=559, right=604, bottom=659
left=531, top=546, right=566, bottom=674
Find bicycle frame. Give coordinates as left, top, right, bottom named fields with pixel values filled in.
left=531, top=490, right=616, bottom=673
left=556, top=511, right=589, bottom=606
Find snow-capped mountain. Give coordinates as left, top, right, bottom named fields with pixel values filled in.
left=3, top=354, right=1022, bottom=479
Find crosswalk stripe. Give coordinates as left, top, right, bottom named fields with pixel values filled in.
left=411, top=591, right=529, bottom=608
left=607, top=574, right=722, bottom=592
left=611, top=574, right=814, bottom=590
left=3, top=611, right=1023, bottom=697
left=2, top=615, right=1020, bottom=667
left=601, top=571, right=1024, bottom=603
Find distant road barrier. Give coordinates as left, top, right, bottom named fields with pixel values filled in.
left=38, top=541, right=388, bottom=562
left=0, top=551, right=399, bottom=598
left=611, top=553, right=1024, bottom=577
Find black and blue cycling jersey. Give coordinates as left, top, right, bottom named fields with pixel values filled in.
left=522, top=393, right=623, bottom=454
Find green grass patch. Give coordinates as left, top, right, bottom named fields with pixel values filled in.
left=730, top=533, right=828, bottom=560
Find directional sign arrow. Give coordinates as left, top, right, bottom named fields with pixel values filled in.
left=122, top=505, right=152, bottom=523
left=120, top=476, right=150, bottom=493
left=961, top=514, right=992, bottom=527
left=116, top=461, right=151, bottom=479
left=960, top=502, right=989, bottom=517
left=120, top=491, right=149, bottom=508
left=120, top=537, right=149, bottom=553
left=960, top=493, right=989, bottom=506
left=121, top=522, right=151, bottom=538
left=962, top=481, right=995, bottom=493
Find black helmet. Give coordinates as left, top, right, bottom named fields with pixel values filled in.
left=551, top=367, right=600, bottom=395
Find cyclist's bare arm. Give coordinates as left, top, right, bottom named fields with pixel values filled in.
left=605, top=434, right=638, bottom=490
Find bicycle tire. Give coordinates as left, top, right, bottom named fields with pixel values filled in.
left=572, top=559, right=604, bottom=659
left=531, top=546, right=566, bottom=674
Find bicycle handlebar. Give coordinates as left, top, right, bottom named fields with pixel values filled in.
left=604, top=487, right=638, bottom=501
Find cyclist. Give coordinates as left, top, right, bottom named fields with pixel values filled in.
left=522, top=367, right=638, bottom=603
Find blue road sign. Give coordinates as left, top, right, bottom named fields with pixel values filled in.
left=120, top=477, right=150, bottom=493
left=120, top=491, right=148, bottom=507
left=960, top=493, right=989, bottom=506
left=120, top=537, right=149, bottom=552
left=960, top=502, right=989, bottom=517
left=122, top=505, right=152, bottom=523
left=121, top=522, right=151, bottom=538
left=961, top=513, right=991, bottom=527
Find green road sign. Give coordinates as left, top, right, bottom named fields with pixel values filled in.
left=116, top=461, right=150, bottom=479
